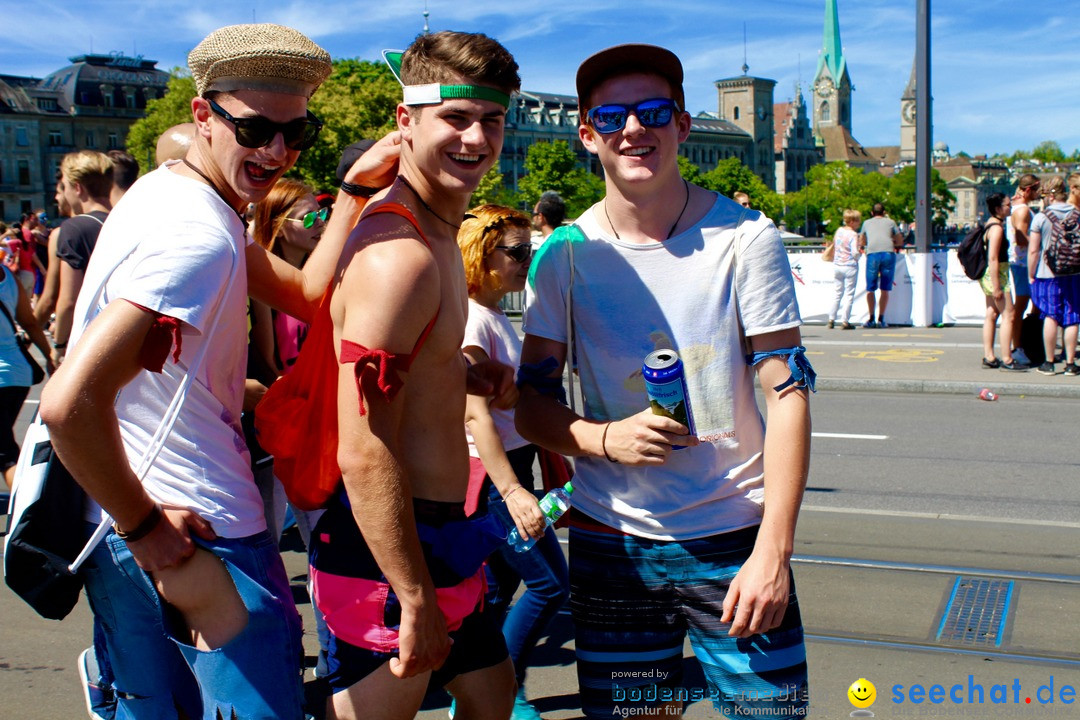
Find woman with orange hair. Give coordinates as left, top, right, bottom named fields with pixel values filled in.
left=458, top=204, right=568, bottom=720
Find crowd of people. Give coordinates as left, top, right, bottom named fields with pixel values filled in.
left=3, top=21, right=820, bottom=720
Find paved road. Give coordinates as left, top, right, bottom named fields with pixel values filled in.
left=3, top=325, right=1079, bottom=718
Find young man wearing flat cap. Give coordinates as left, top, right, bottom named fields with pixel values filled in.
left=305, top=30, right=519, bottom=720
left=516, top=44, right=812, bottom=718
left=41, top=23, right=400, bottom=719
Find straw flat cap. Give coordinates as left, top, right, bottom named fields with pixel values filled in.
left=189, top=23, right=332, bottom=97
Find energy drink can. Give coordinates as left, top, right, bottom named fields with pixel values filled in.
left=643, top=349, right=696, bottom=448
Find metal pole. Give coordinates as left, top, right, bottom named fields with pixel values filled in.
left=912, top=0, right=933, bottom=326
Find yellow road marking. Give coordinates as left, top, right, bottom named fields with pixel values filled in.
left=842, top=348, right=944, bottom=363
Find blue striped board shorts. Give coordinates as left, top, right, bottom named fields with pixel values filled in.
left=568, top=512, right=809, bottom=718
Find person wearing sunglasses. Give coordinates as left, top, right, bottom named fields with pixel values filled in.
left=456, top=205, right=565, bottom=720
left=516, top=44, right=811, bottom=720
left=39, top=23, right=401, bottom=719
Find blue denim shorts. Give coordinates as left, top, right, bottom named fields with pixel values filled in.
left=865, top=251, right=897, bottom=292
left=1010, top=263, right=1030, bottom=298
left=83, top=525, right=305, bottom=720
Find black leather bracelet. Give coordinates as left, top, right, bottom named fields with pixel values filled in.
left=114, top=503, right=164, bottom=543
left=339, top=181, right=381, bottom=198
left=52, top=341, right=67, bottom=350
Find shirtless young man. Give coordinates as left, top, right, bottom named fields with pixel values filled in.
left=308, top=31, right=520, bottom=720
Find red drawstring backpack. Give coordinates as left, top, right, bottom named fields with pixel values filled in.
left=254, top=289, right=341, bottom=510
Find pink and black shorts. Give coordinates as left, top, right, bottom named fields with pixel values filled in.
left=309, top=493, right=509, bottom=692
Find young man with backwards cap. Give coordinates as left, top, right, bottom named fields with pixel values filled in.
left=40, top=23, right=400, bottom=719
left=305, top=30, right=519, bottom=720
left=516, top=44, right=812, bottom=718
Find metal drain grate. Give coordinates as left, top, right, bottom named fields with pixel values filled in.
left=936, top=576, right=1014, bottom=647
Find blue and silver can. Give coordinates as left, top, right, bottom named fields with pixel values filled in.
left=643, top=349, right=696, bottom=448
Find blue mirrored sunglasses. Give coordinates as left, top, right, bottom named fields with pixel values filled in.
left=587, top=98, right=680, bottom=135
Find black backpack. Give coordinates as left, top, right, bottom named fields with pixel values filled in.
left=1043, top=207, right=1080, bottom=276
left=957, top=224, right=988, bottom=280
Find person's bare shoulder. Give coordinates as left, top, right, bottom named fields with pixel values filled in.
left=336, top=208, right=440, bottom=349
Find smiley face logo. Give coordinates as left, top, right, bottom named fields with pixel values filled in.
left=848, top=678, right=876, bottom=709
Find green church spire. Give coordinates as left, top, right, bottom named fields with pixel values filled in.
left=816, top=0, right=846, bottom=85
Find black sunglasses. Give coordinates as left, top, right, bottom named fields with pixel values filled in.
left=495, top=243, right=532, bottom=263
left=207, top=97, right=323, bottom=151
left=587, top=98, right=680, bottom=135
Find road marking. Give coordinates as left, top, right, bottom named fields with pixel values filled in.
left=809, top=340, right=980, bottom=348
left=812, top=432, right=887, bottom=440
left=842, top=348, right=944, bottom=363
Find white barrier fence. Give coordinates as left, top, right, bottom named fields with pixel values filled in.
left=788, top=249, right=988, bottom=327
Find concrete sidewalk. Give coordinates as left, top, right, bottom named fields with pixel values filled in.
left=800, top=323, right=1080, bottom=398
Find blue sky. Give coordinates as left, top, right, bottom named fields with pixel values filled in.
left=3, top=1, right=1078, bottom=158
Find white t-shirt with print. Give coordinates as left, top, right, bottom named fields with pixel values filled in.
left=463, top=298, right=529, bottom=456
left=70, top=164, right=262, bottom=538
left=524, top=193, right=802, bottom=540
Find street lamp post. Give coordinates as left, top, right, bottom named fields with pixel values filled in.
left=912, top=0, right=934, bottom=326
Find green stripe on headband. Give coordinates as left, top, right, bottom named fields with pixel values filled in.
left=383, top=49, right=511, bottom=109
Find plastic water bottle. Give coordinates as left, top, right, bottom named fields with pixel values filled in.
left=978, top=388, right=997, bottom=401
left=506, top=481, right=574, bottom=553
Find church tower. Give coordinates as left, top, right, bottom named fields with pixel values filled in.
left=811, top=0, right=853, bottom=141
left=900, top=57, right=916, bottom=162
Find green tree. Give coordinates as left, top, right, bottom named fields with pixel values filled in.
left=676, top=155, right=704, bottom=186
left=1031, top=140, right=1066, bottom=165
left=886, top=165, right=955, bottom=226
left=126, top=71, right=197, bottom=175
left=470, top=165, right=520, bottom=209
left=294, top=59, right=399, bottom=191
left=782, top=162, right=886, bottom=234
left=699, top=157, right=783, bottom=219
left=517, top=140, right=604, bottom=217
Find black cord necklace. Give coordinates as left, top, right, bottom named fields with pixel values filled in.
left=604, top=178, right=690, bottom=241
left=181, top=159, right=246, bottom=224
left=398, top=176, right=463, bottom=230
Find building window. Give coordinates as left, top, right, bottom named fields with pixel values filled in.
left=820, top=102, right=831, bottom=123
left=18, top=160, right=30, bottom=186
left=21, top=200, right=32, bottom=216
left=108, top=133, right=120, bottom=149
left=16, top=126, right=29, bottom=146
left=733, top=107, right=740, bottom=120
left=86, top=132, right=97, bottom=148
left=48, top=131, right=63, bottom=146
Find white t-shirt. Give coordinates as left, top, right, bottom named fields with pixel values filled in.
left=1031, top=202, right=1077, bottom=280
left=463, top=298, right=529, bottom=456
left=70, top=164, right=262, bottom=538
left=524, top=193, right=802, bottom=540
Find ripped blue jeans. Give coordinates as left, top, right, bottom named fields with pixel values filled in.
left=82, top=524, right=305, bottom=720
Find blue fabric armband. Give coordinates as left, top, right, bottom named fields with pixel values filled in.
left=516, top=357, right=568, bottom=405
left=745, top=345, right=816, bottom=393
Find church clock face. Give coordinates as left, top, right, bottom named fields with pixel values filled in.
left=902, top=100, right=916, bottom=124
left=815, top=76, right=835, bottom=98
